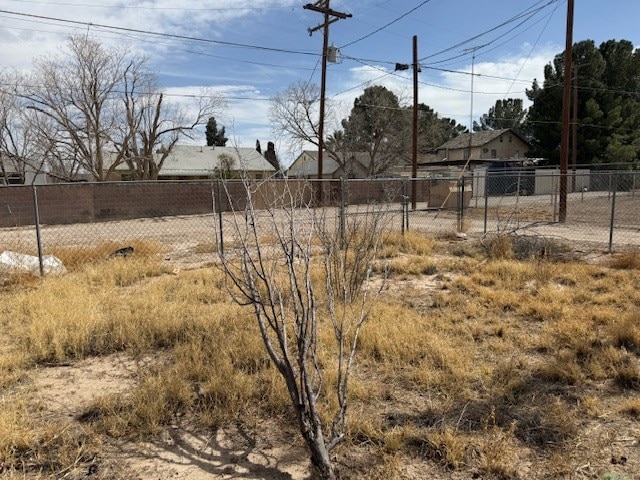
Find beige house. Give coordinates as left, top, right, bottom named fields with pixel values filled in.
left=434, top=129, right=529, bottom=162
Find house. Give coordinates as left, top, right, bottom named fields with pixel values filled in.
left=433, top=128, right=529, bottom=162
left=0, top=156, right=48, bottom=185
left=287, top=150, right=409, bottom=179
left=109, top=145, right=276, bottom=180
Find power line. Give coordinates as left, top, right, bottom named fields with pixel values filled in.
left=0, top=9, right=318, bottom=57
left=346, top=57, right=531, bottom=95
left=0, top=14, right=322, bottom=73
left=339, top=0, right=433, bottom=49
left=421, top=0, right=560, bottom=62
left=3, top=0, right=300, bottom=11
left=504, top=0, right=561, bottom=96
left=330, top=71, right=395, bottom=98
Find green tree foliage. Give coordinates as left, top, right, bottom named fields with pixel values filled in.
left=526, top=39, right=640, bottom=165
left=474, top=98, right=527, bottom=133
left=341, top=85, right=407, bottom=176
left=415, top=104, right=466, bottom=152
left=205, top=117, right=228, bottom=147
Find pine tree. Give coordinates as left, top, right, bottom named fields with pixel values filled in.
left=205, top=117, right=228, bottom=147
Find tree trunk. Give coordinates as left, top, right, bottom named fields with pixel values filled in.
left=305, top=428, right=335, bottom=480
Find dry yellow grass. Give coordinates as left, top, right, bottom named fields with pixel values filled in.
left=1, top=238, right=640, bottom=479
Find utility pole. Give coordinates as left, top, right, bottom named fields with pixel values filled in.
left=411, top=35, right=419, bottom=210
left=559, top=0, right=574, bottom=222
left=394, top=37, right=420, bottom=209
left=304, top=1, right=351, bottom=204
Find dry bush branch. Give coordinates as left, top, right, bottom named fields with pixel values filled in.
left=214, top=177, right=387, bottom=479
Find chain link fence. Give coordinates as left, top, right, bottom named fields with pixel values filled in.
left=0, top=170, right=638, bottom=275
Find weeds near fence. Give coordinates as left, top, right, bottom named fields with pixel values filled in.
left=608, top=249, right=640, bottom=270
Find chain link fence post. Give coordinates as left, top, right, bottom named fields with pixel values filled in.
left=608, top=173, right=617, bottom=254
left=339, top=177, right=346, bottom=248
left=31, top=185, right=44, bottom=276
left=483, top=172, right=489, bottom=234
left=401, top=179, right=407, bottom=235
left=216, top=179, right=224, bottom=256
left=457, top=177, right=465, bottom=232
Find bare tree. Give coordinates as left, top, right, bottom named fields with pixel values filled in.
left=19, top=35, right=126, bottom=181
left=119, top=60, right=224, bottom=180
left=215, top=177, right=387, bottom=479
left=17, top=35, right=224, bottom=181
left=0, top=76, right=49, bottom=184
left=269, top=81, right=344, bottom=165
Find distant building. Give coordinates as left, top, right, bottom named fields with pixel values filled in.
left=287, top=150, right=409, bottom=179
left=108, top=145, right=276, bottom=180
left=433, top=128, right=529, bottom=162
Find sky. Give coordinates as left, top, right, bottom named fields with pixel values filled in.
left=1, top=0, right=639, bottom=166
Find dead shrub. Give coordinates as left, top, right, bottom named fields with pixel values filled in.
left=609, top=312, right=640, bottom=354
left=619, top=398, right=640, bottom=417
left=483, top=234, right=514, bottom=259
left=608, top=249, right=640, bottom=270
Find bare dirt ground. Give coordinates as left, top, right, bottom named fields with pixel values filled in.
left=28, top=354, right=313, bottom=480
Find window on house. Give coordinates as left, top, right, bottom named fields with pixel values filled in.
left=500, top=136, right=503, bottom=142
left=463, top=148, right=470, bottom=160
left=509, top=136, right=512, bottom=143
left=491, top=149, right=497, bottom=159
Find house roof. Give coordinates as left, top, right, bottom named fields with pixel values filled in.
left=107, top=145, right=275, bottom=176
left=436, top=129, right=529, bottom=151
left=288, top=151, right=342, bottom=177
left=158, top=145, right=275, bottom=175
left=288, top=150, right=409, bottom=177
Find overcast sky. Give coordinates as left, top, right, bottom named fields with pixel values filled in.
left=1, top=0, right=639, bottom=165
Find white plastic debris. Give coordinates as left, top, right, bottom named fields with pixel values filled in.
left=0, top=251, right=67, bottom=276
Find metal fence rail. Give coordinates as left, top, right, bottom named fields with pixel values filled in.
left=0, top=171, right=638, bottom=274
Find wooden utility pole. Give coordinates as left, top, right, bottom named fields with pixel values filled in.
left=571, top=63, right=579, bottom=192
left=559, top=0, right=574, bottom=222
left=411, top=35, right=419, bottom=210
left=304, top=1, right=351, bottom=204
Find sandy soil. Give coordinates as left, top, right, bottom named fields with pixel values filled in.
left=29, top=354, right=312, bottom=480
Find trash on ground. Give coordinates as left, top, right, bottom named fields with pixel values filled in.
left=0, top=251, right=67, bottom=276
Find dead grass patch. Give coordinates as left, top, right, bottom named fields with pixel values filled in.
left=608, top=249, right=640, bottom=270
left=49, top=240, right=163, bottom=270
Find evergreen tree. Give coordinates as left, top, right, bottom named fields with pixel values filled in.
left=415, top=104, right=466, bottom=152
left=205, top=117, right=228, bottom=146
left=526, top=39, right=640, bottom=165
left=474, top=98, right=527, bottom=133
left=341, top=85, right=407, bottom=175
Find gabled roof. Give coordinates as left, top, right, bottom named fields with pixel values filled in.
left=108, top=145, right=275, bottom=175
left=159, top=145, right=275, bottom=175
left=436, top=129, right=529, bottom=151
left=288, top=151, right=342, bottom=177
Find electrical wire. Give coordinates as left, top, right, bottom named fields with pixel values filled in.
left=346, top=57, right=531, bottom=96
left=2, top=0, right=300, bottom=11
left=339, top=0, right=433, bottom=49
left=421, top=0, right=560, bottom=62
left=330, top=71, right=396, bottom=98
left=504, top=0, right=561, bottom=96
left=0, top=9, right=318, bottom=57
